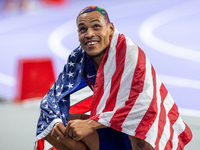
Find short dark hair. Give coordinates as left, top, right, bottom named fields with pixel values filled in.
left=77, top=6, right=110, bottom=24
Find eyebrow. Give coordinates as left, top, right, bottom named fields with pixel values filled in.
left=78, top=19, right=101, bottom=27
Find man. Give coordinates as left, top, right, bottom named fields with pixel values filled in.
left=35, top=6, right=192, bottom=150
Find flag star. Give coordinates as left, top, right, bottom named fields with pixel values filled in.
left=80, top=57, right=83, bottom=63
left=56, top=92, right=61, bottom=97
left=70, top=52, right=76, bottom=58
left=62, top=99, right=67, bottom=103
left=52, top=99, right=55, bottom=103
left=49, top=110, right=53, bottom=114
left=62, top=74, right=64, bottom=80
left=44, top=104, right=48, bottom=109
left=53, top=114, right=57, bottom=117
left=61, top=84, right=64, bottom=90
left=53, top=105, right=58, bottom=109
left=78, top=46, right=81, bottom=50
left=42, top=113, right=45, bottom=119
left=56, top=111, right=60, bottom=115
left=56, top=85, right=59, bottom=90
left=67, top=71, right=74, bottom=78
left=61, top=113, right=65, bottom=118
left=68, top=61, right=75, bottom=67
left=67, top=82, right=74, bottom=89
left=46, top=118, right=49, bottom=123
left=41, top=124, right=45, bottom=130
left=82, top=49, right=84, bottom=53
left=79, top=70, right=82, bottom=74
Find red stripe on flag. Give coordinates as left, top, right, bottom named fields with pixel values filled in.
left=109, top=47, right=146, bottom=131
left=36, top=138, right=45, bottom=150
left=177, top=122, right=193, bottom=149
left=164, top=104, right=179, bottom=150
left=70, top=96, right=92, bottom=114
left=134, top=65, right=158, bottom=139
left=102, top=34, right=126, bottom=112
left=155, top=83, right=168, bottom=150
left=90, top=41, right=111, bottom=118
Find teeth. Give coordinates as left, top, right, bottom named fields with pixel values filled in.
left=87, top=42, right=97, bottom=45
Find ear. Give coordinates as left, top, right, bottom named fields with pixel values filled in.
left=108, top=22, right=115, bottom=36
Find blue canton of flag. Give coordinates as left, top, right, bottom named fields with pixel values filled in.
left=36, top=45, right=87, bottom=141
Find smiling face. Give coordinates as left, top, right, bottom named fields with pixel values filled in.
left=77, top=11, right=114, bottom=57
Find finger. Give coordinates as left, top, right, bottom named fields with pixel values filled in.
left=56, top=123, right=66, bottom=140
left=51, top=123, right=65, bottom=141
left=65, top=120, right=72, bottom=136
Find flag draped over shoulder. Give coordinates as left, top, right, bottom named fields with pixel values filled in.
left=35, top=29, right=192, bottom=150
left=89, top=29, right=192, bottom=149
left=35, top=45, right=92, bottom=150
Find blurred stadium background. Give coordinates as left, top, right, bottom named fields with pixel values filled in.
left=0, top=0, right=199, bottom=149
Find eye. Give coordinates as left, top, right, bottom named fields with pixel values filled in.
left=94, top=24, right=100, bottom=29
left=79, top=27, right=86, bottom=33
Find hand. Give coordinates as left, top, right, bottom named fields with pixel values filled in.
left=51, top=122, right=66, bottom=142
left=65, top=119, right=95, bottom=141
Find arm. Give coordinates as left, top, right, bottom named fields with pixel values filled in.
left=45, top=113, right=90, bottom=150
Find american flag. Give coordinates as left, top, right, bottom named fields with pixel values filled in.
left=35, top=29, right=192, bottom=150
left=89, top=29, right=192, bottom=149
left=35, top=45, right=93, bottom=150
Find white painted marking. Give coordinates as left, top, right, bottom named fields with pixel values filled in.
left=48, top=19, right=77, bottom=60
left=0, top=73, right=16, bottom=86
left=158, top=74, right=200, bottom=90
left=139, top=0, right=200, bottom=62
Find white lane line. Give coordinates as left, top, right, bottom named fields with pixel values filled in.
left=139, top=0, right=200, bottom=62
left=47, top=19, right=77, bottom=60
left=179, top=108, right=200, bottom=118
left=158, top=74, right=200, bottom=90
left=0, top=73, right=16, bottom=86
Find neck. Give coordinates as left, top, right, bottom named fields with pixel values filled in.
left=92, top=51, right=105, bottom=70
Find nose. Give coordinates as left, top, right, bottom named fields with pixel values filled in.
left=85, top=28, right=94, bottom=39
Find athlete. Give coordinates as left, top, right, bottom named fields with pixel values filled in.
left=35, top=6, right=192, bottom=150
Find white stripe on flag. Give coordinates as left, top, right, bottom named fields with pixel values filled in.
left=121, top=57, right=153, bottom=135
left=96, top=30, right=119, bottom=115
left=172, top=116, right=186, bottom=150
left=159, top=93, right=174, bottom=149
left=70, top=86, right=93, bottom=106
left=145, top=75, right=162, bottom=147
left=114, top=37, right=138, bottom=110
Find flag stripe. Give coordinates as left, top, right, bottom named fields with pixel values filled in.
left=159, top=93, right=174, bottom=149
left=36, top=138, right=45, bottom=150
left=134, top=65, right=158, bottom=139
left=164, top=104, right=180, bottom=150
left=177, top=122, right=193, bottom=149
left=154, top=83, right=168, bottom=150
left=102, top=34, right=126, bottom=112
left=109, top=46, right=145, bottom=131
left=70, top=96, right=93, bottom=114
left=96, top=40, right=117, bottom=114
left=145, top=75, right=162, bottom=148
left=119, top=50, right=153, bottom=135
left=91, top=32, right=119, bottom=118
left=114, top=37, right=138, bottom=111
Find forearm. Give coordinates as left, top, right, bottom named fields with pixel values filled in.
left=45, top=132, right=88, bottom=150
left=68, top=113, right=90, bottom=121
left=87, top=119, right=107, bottom=130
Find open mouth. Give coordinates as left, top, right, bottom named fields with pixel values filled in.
left=85, top=41, right=99, bottom=46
